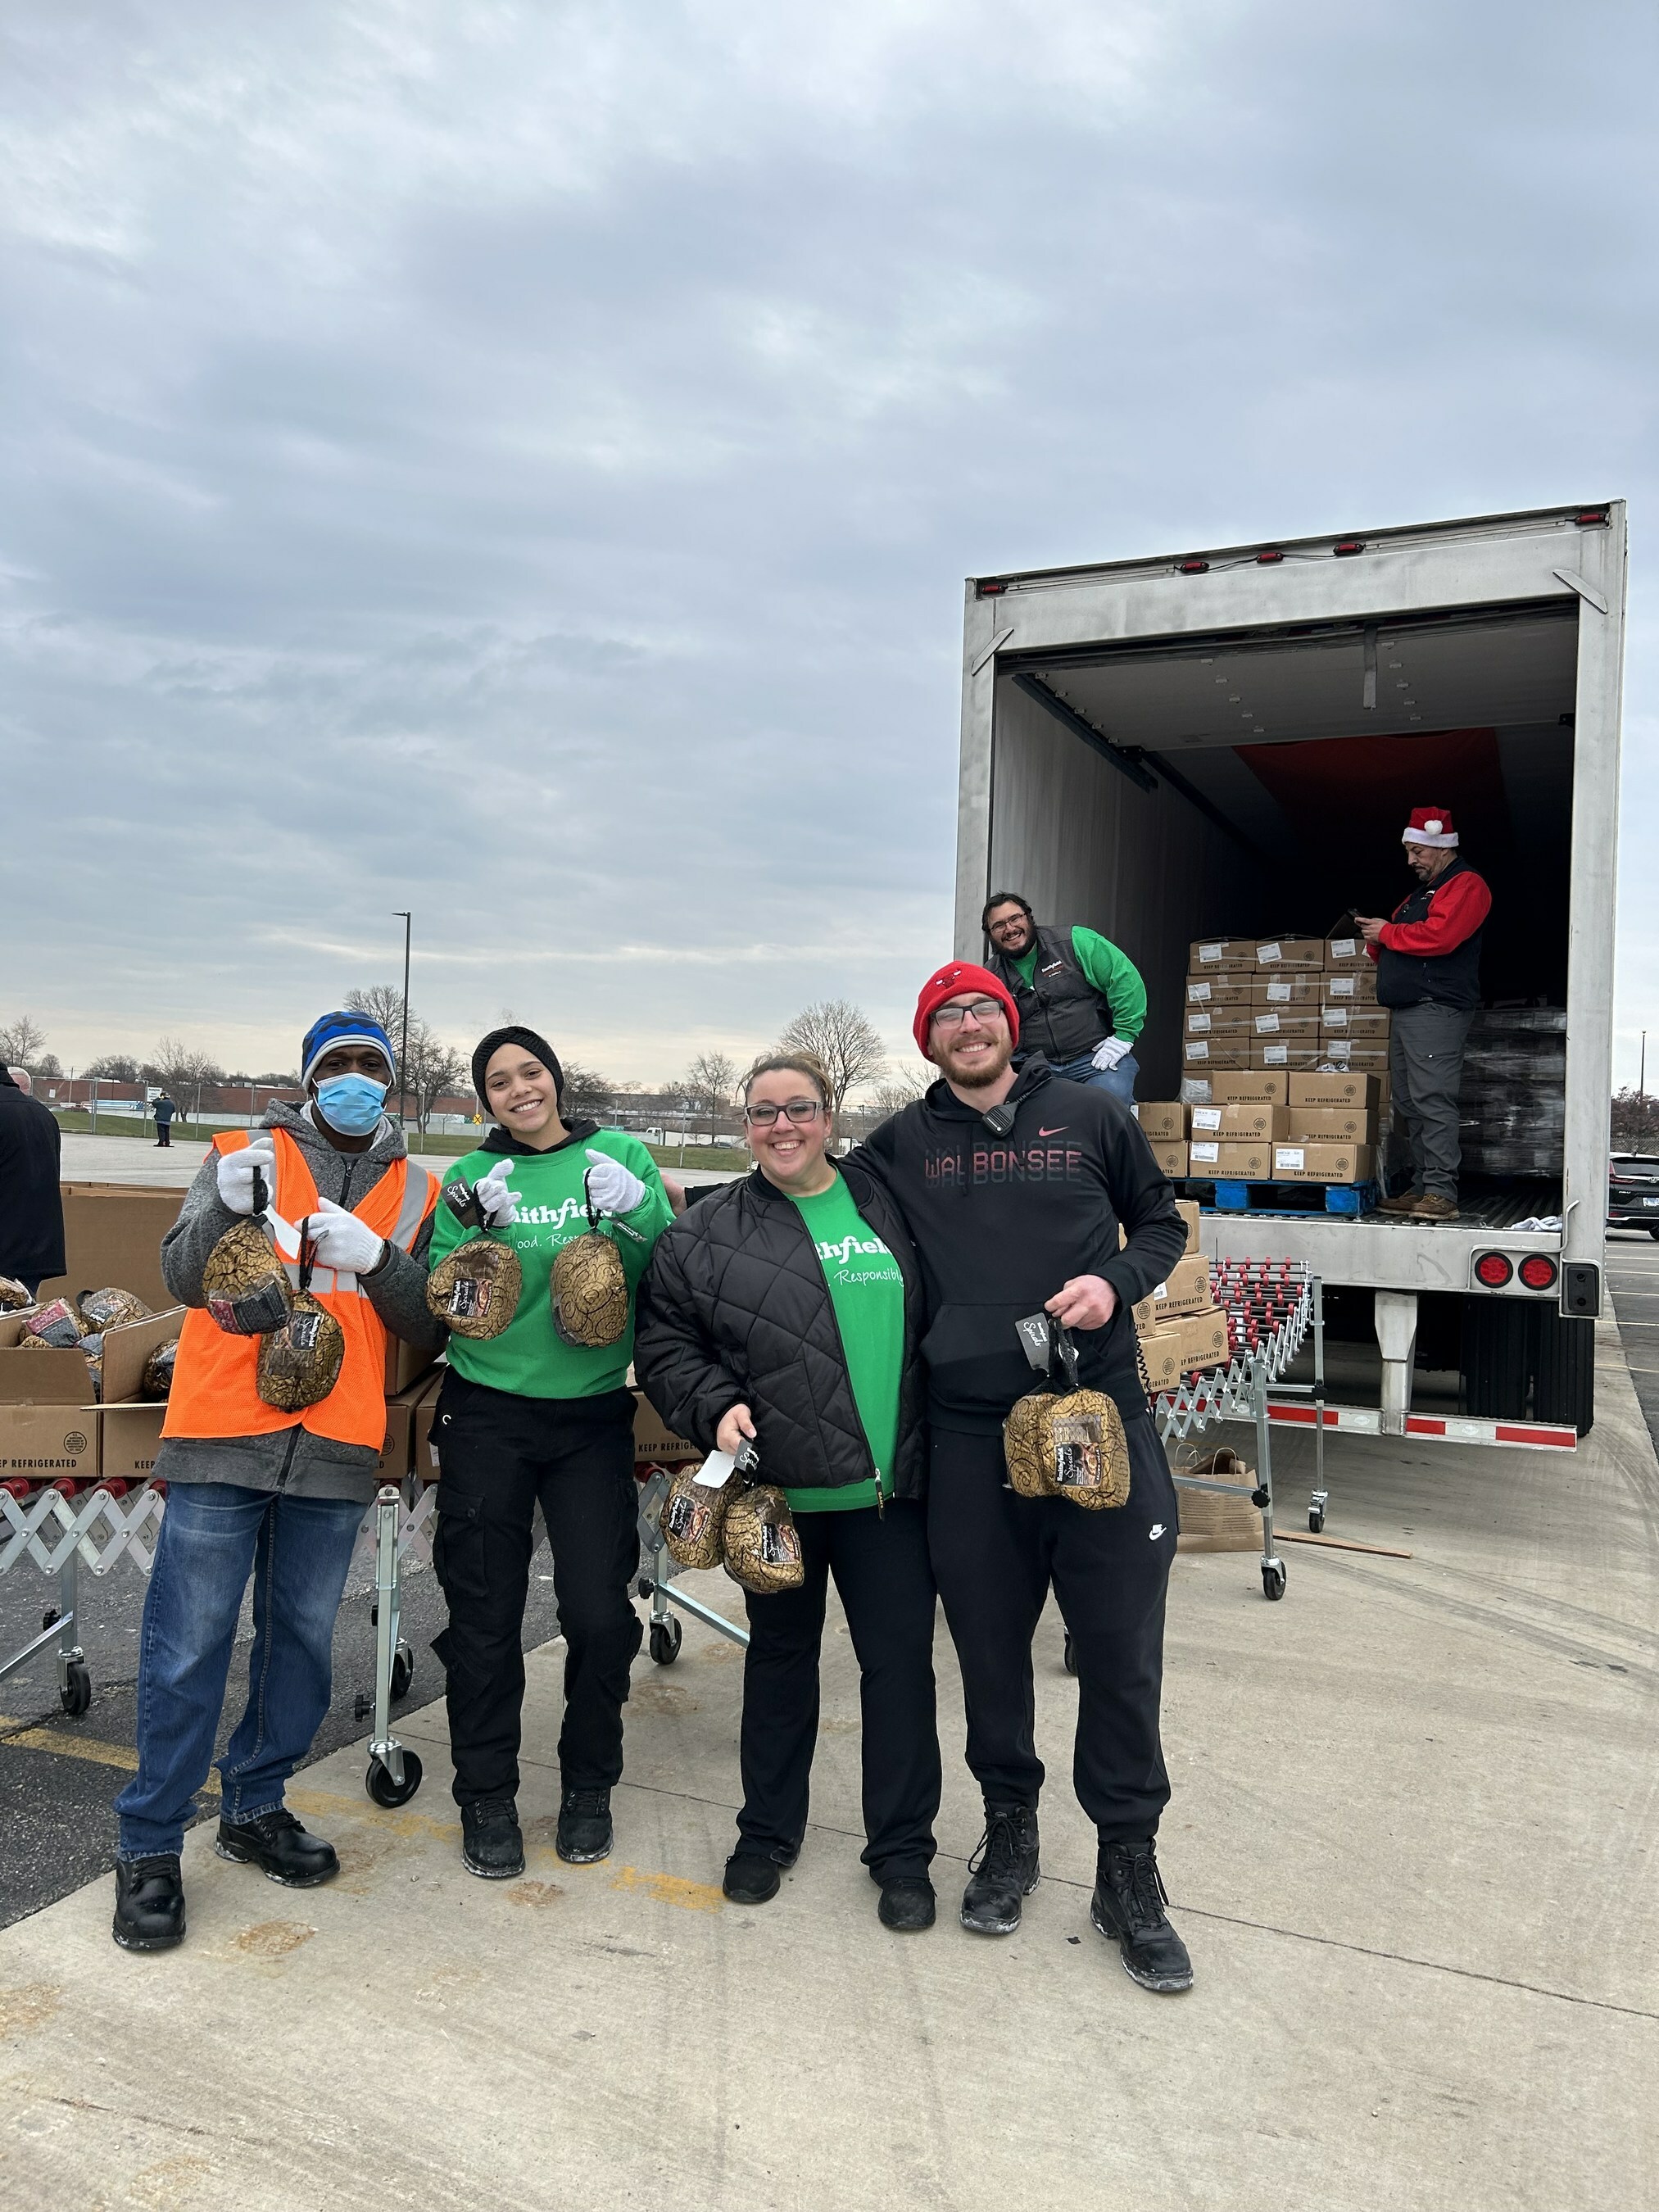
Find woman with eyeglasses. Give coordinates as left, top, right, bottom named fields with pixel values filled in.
left=634, top=1052, right=941, bottom=1932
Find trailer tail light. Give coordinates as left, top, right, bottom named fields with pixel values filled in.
left=1573, top=510, right=1609, bottom=527
left=1256, top=549, right=1285, bottom=564
left=1333, top=539, right=1366, bottom=557
left=1473, top=1252, right=1513, bottom=1289
left=976, top=579, right=1007, bottom=597
left=1517, top=1254, right=1558, bottom=1292
left=1176, top=559, right=1210, bottom=575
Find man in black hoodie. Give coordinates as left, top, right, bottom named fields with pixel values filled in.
left=859, top=959, right=1193, bottom=1993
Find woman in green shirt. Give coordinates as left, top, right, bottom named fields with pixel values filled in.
left=428, top=1025, right=673, bottom=1883
left=635, top=1054, right=940, bottom=1932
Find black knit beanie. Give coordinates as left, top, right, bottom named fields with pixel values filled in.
left=472, top=1026, right=564, bottom=1110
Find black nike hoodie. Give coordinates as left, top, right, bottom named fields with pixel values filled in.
left=857, top=1058, right=1188, bottom=1435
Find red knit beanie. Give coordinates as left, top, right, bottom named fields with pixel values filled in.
left=913, top=961, right=1020, bottom=1058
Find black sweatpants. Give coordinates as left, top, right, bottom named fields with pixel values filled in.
left=738, top=1498, right=941, bottom=1884
left=431, top=1370, right=642, bottom=1806
left=927, top=1399, right=1177, bottom=1843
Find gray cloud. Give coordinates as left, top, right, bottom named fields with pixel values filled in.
left=2, top=0, right=1655, bottom=1085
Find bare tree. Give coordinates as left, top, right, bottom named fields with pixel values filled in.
left=401, top=1018, right=467, bottom=1136
left=1611, top=1087, right=1659, bottom=1152
left=86, top=1053, right=142, bottom=1082
left=869, top=1062, right=932, bottom=1113
left=562, top=1063, right=618, bottom=1117
left=149, top=1036, right=226, bottom=1126
left=344, top=982, right=406, bottom=1036
left=685, top=1049, right=737, bottom=1132
left=777, top=1000, right=887, bottom=1113
left=0, top=1014, right=48, bottom=1073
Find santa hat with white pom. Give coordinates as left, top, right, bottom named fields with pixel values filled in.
left=1402, top=805, right=1459, bottom=849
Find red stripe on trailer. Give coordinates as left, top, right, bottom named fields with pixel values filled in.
left=1493, top=1422, right=1578, bottom=1448
left=1403, top=1416, right=1447, bottom=1436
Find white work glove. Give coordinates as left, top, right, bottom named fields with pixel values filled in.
left=215, top=1137, right=277, bottom=1217
left=305, top=1197, right=387, bottom=1277
left=473, top=1158, right=519, bottom=1228
left=584, top=1147, right=646, bottom=1217
left=1091, top=1037, right=1132, bottom=1072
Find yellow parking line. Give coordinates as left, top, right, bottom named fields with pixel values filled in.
left=0, top=1720, right=140, bottom=1771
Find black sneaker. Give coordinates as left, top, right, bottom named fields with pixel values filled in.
left=555, top=1787, right=613, bottom=1865
left=460, top=1797, right=524, bottom=1879
left=112, top=1855, right=185, bottom=1951
left=723, top=1852, right=782, bottom=1904
left=877, top=1876, right=937, bottom=1933
left=1091, top=1837, right=1194, bottom=1993
left=216, top=1808, right=338, bottom=1888
left=960, top=1802, right=1040, bottom=1935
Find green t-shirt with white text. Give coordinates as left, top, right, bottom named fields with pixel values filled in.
left=784, top=1174, right=904, bottom=1514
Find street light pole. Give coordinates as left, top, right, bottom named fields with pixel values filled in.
left=1641, top=1030, right=1647, bottom=1099
left=393, top=910, right=412, bottom=1131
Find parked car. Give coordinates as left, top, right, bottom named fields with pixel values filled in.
left=1607, top=1152, right=1659, bottom=1235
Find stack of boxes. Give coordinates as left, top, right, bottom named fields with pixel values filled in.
left=1131, top=1201, right=1231, bottom=1389
left=1144, top=931, right=1394, bottom=1186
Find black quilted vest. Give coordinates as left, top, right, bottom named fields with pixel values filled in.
left=987, top=924, right=1109, bottom=1063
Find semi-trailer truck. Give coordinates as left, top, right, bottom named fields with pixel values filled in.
left=955, top=502, right=1627, bottom=1436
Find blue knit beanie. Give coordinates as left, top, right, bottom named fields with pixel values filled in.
left=301, top=1011, right=396, bottom=1088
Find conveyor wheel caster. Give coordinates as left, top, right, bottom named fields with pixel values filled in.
left=649, top=1616, right=682, bottom=1666
left=1261, top=1562, right=1286, bottom=1602
left=391, top=1641, right=414, bottom=1701
left=366, top=1750, right=424, bottom=1808
left=60, top=1661, right=92, bottom=1717
left=1063, top=1632, right=1077, bottom=1676
left=1308, top=1505, right=1326, bottom=1534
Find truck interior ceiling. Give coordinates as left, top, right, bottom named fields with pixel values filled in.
left=990, top=596, right=1578, bottom=1203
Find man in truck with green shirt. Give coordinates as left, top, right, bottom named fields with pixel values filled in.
left=982, top=894, right=1147, bottom=1104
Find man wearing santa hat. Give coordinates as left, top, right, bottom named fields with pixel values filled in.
left=1355, top=807, right=1492, bottom=1221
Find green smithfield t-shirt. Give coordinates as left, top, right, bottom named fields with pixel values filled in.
left=427, top=1131, right=673, bottom=1399
left=784, top=1175, right=904, bottom=1514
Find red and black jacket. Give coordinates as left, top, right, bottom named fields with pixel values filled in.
left=1371, top=859, right=1491, bottom=1012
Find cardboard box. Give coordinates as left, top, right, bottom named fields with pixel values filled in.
left=1324, top=935, right=1371, bottom=968
left=1271, top=1142, right=1376, bottom=1183
left=1184, top=977, right=1253, bottom=1006
left=1131, top=1294, right=1155, bottom=1334
left=1286, top=1107, right=1380, bottom=1143
left=1137, top=1326, right=1185, bottom=1394
left=1181, top=1038, right=1213, bottom=1066
left=1190, top=1140, right=1272, bottom=1177
left=1175, top=1199, right=1201, bottom=1256
left=43, top=1182, right=185, bottom=1313
left=1176, top=1306, right=1231, bottom=1371
left=1149, top=1140, right=1189, bottom=1179
left=1151, top=1253, right=1213, bottom=1317
left=1189, top=938, right=1253, bottom=969
left=1321, top=968, right=1378, bottom=1003
left=1184, top=1009, right=1252, bottom=1036
left=1253, top=936, right=1325, bottom=970
left=94, top=1307, right=187, bottom=1480
left=414, top=1370, right=446, bottom=1478
left=378, top=1372, right=437, bottom=1480
left=1290, top=1072, right=1381, bottom=1109
left=0, top=1312, right=99, bottom=1481
left=1213, top=1072, right=1289, bottom=1106
left=1176, top=1475, right=1262, bottom=1552
left=385, top=1335, right=439, bottom=1395
left=632, top=1386, right=703, bottom=1466
left=1251, top=975, right=1323, bottom=1007
left=1251, top=1010, right=1320, bottom=1038
left=1135, top=1101, right=1187, bottom=1140
left=1319, top=1009, right=1391, bottom=1040
left=1251, top=1045, right=1322, bottom=1071
left=1190, top=1103, right=1292, bottom=1140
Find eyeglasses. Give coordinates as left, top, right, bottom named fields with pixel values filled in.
left=931, top=998, right=1007, bottom=1031
left=741, top=1099, right=826, bottom=1128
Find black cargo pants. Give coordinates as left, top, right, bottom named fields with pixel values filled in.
left=926, top=1395, right=1177, bottom=1843
left=431, top=1370, right=642, bottom=1806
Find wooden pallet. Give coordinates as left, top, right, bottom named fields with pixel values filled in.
left=1179, top=1175, right=1380, bottom=1218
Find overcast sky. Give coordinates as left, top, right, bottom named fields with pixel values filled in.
left=3, top=1, right=1655, bottom=1091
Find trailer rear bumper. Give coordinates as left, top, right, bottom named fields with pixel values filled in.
left=1260, top=1400, right=1578, bottom=1450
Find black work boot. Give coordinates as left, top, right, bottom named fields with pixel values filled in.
left=960, top=1802, right=1040, bottom=1935
left=1091, top=1836, right=1194, bottom=1993
left=460, top=1797, right=524, bottom=1879
left=112, top=1855, right=185, bottom=1951
left=216, top=1807, right=339, bottom=1888
left=877, top=1875, right=937, bottom=1933
left=555, top=1786, right=614, bottom=1865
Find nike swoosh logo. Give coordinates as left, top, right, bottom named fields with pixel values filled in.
left=1149, top=1524, right=1166, bottom=1540
left=1036, top=1126, right=1068, bottom=1138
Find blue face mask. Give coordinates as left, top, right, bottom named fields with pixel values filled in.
left=314, top=1073, right=389, bottom=1135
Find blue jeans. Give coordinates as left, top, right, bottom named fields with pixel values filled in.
left=1050, top=1049, right=1140, bottom=1106
left=115, top=1482, right=364, bottom=1859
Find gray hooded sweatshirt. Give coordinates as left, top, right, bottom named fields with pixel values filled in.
left=152, top=1103, right=445, bottom=1504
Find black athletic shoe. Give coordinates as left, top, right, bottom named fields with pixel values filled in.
left=877, top=1876, right=937, bottom=1933
left=1091, top=1837, right=1194, bottom=1993
left=555, top=1787, right=614, bottom=1865
left=960, top=1802, right=1040, bottom=1935
left=460, top=1797, right=524, bottom=1879
left=723, top=1852, right=783, bottom=1905
left=112, top=1855, right=185, bottom=1951
left=216, top=1808, right=338, bottom=1888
